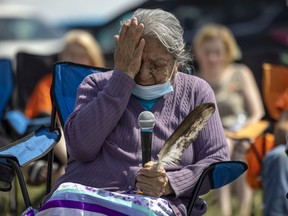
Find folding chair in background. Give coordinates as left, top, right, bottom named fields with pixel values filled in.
left=242, top=63, right=288, bottom=191
left=262, top=63, right=288, bottom=121
left=14, top=52, right=58, bottom=110
left=0, top=58, right=25, bottom=216
left=1, top=62, right=247, bottom=215
left=4, top=52, right=58, bottom=139
left=0, top=62, right=109, bottom=215
left=0, top=56, right=61, bottom=215
left=0, top=58, right=14, bottom=130
left=0, top=58, right=15, bottom=191
left=224, top=62, right=288, bottom=214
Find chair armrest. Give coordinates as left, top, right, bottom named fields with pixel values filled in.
left=187, top=160, right=248, bottom=215
left=210, top=161, right=248, bottom=188
left=0, top=126, right=61, bottom=167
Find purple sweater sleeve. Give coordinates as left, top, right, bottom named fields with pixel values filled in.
left=64, top=70, right=135, bottom=161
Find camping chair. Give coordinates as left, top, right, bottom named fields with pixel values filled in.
left=0, top=58, right=14, bottom=126
left=262, top=62, right=288, bottom=200
left=0, top=58, right=17, bottom=215
left=187, top=161, right=248, bottom=215
left=0, top=56, right=54, bottom=215
left=0, top=62, right=110, bottom=215
left=0, top=109, right=61, bottom=214
left=262, top=63, right=288, bottom=121
left=4, top=52, right=58, bottom=139
left=14, top=52, right=58, bottom=110
left=0, top=54, right=60, bottom=214
left=1, top=62, right=247, bottom=215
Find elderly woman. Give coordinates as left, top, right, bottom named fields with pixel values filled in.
left=44, top=9, right=229, bottom=216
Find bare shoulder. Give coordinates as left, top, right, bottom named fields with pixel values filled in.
left=228, top=63, right=255, bottom=80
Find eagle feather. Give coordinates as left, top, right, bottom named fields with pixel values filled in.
left=156, top=103, right=215, bottom=166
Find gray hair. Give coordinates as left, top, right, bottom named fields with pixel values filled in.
left=121, top=8, right=191, bottom=69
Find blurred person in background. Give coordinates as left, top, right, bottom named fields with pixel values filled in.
left=192, top=23, right=265, bottom=216
left=262, top=89, right=288, bottom=216
left=23, top=29, right=106, bottom=186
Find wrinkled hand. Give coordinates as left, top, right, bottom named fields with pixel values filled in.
left=136, top=161, right=174, bottom=197
left=114, top=17, right=145, bottom=79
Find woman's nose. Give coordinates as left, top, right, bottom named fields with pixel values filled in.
left=139, top=63, right=152, bottom=80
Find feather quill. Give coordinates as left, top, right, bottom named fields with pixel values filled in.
left=156, top=103, right=215, bottom=166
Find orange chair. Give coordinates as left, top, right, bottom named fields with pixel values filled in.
left=262, top=63, right=288, bottom=120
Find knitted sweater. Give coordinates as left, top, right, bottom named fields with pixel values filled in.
left=52, top=70, right=229, bottom=216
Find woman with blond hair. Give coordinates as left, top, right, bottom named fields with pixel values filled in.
left=24, top=29, right=105, bottom=186
left=192, top=23, right=264, bottom=216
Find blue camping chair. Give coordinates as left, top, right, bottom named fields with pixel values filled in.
left=187, top=161, right=248, bottom=215
left=1, top=62, right=247, bottom=215
left=0, top=58, right=15, bottom=189
left=0, top=58, right=15, bottom=196
left=0, top=57, right=54, bottom=215
left=0, top=58, right=14, bottom=126
left=3, top=52, right=57, bottom=139
left=0, top=62, right=109, bottom=214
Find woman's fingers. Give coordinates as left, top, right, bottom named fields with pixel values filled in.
left=136, top=164, right=169, bottom=197
left=114, top=17, right=144, bottom=78
left=136, top=175, right=168, bottom=197
left=119, top=19, right=131, bottom=41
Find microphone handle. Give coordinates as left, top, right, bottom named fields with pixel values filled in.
left=141, top=131, right=152, bottom=166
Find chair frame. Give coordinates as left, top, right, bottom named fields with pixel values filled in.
left=187, top=161, right=248, bottom=215
left=0, top=64, right=62, bottom=212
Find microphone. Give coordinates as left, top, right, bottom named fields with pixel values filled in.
left=138, top=111, right=155, bottom=166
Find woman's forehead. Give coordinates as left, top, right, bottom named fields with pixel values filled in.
left=142, top=37, right=173, bottom=62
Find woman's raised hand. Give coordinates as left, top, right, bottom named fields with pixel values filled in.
left=114, top=17, right=145, bottom=79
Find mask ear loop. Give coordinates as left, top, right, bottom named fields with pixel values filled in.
left=168, top=60, right=177, bottom=82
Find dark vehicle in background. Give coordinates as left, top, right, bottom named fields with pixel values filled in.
left=62, top=0, right=288, bottom=89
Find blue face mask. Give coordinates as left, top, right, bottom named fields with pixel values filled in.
left=132, top=80, right=174, bottom=100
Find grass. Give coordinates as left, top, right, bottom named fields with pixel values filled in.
left=0, top=180, right=263, bottom=216
left=202, top=189, right=263, bottom=216
left=1, top=179, right=46, bottom=216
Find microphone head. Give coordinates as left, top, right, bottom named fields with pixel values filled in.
left=138, top=111, right=155, bottom=131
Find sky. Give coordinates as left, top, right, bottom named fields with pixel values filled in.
left=0, top=0, right=145, bottom=25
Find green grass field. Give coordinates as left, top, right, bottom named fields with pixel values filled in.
left=0, top=180, right=263, bottom=216
left=203, top=189, right=263, bottom=216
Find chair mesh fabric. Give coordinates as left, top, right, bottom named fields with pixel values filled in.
left=212, top=161, right=247, bottom=189
left=53, top=62, right=110, bottom=126
left=0, top=59, right=13, bottom=124
left=5, top=110, right=30, bottom=135
left=15, top=52, right=58, bottom=110
left=0, top=127, right=60, bottom=166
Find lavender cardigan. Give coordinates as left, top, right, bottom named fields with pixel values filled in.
left=51, top=70, right=229, bottom=216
